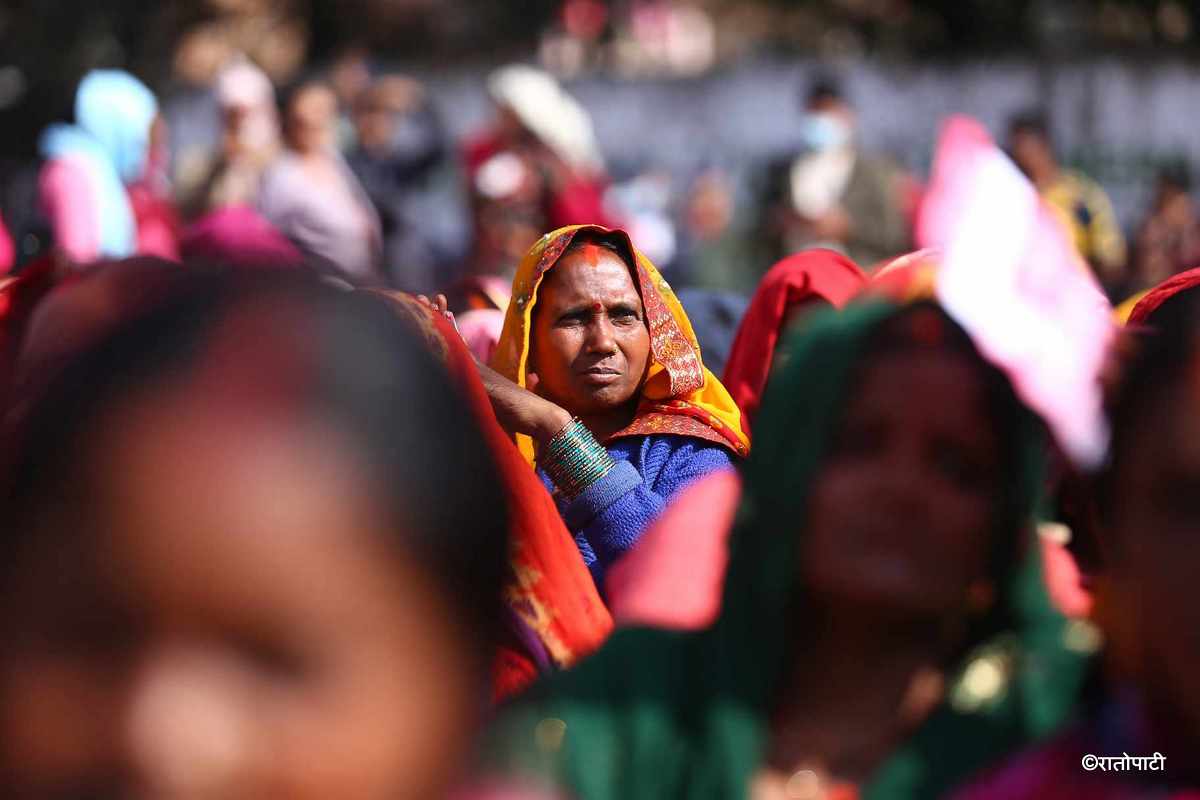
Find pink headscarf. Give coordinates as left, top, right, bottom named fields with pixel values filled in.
left=181, top=206, right=303, bottom=269
left=455, top=308, right=505, bottom=363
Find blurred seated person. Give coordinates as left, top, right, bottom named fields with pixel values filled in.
left=38, top=70, right=159, bottom=264
left=259, top=80, right=383, bottom=285
left=464, top=65, right=613, bottom=276
left=674, top=167, right=756, bottom=294
left=0, top=274, right=508, bottom=797
left=1130, top=164, right=1200, bottom=295
left=1008, top=110, right=1127, bottom=292
left=956, top=274, right=1200, bottom=798
left=482, top=299, right=1089, bottom=799
left=480, top=225, right=749, bottom=591
left=179, top=56, right=280, bottom=219
left=127, top=114, right=182, bottom=261
left=767, top=77, right=911, bottom=270
left=348, top=74, right=470, bottom=293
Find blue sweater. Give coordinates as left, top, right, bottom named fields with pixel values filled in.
left=539, top=434, right=735, bottom=591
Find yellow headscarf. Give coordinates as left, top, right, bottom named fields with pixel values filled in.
left=491, top=224, right=750, bottom=465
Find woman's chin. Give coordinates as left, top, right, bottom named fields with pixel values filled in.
left=576, top=386, right=638, bottom=411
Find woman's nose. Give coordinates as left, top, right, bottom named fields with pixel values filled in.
left=584, top=317, right=618, bottom=354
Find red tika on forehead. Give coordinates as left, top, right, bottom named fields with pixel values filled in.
left=579, top=242, right=604, bottom=266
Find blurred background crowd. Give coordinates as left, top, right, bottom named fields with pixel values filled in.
left=5, top=0, right=1200, bottom=307
left=3, top=2, right=1200, bottom=799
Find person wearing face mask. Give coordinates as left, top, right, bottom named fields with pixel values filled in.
left=767, top=78, right=912, bottom=271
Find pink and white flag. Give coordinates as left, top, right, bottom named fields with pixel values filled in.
left=917, top=115, right=1114, bottom=468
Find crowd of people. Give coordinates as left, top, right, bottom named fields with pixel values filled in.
left=0, top=53, right=1199, bottom=800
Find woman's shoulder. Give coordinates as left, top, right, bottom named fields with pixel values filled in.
left=611, top=433, right=738, bottom=462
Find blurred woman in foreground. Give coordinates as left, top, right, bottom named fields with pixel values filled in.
left=482, top=299, right=1088, bottom=799
left=0, top=275, right=507, bottom=798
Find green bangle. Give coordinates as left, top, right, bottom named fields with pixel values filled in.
left=540, top=418, right=616, bottom=500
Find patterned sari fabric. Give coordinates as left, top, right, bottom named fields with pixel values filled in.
left=368, top=292, right=612, bottom=701
left=490, top=224, right=749, bottom=465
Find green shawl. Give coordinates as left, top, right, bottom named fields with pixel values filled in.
left=483, top=301, right=1092, bottom=799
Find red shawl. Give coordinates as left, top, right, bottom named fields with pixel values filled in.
left=1127, top=265, right=1200, bottom=325
left=722, top=250, right=865, bottom=432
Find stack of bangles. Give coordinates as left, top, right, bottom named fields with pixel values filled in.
left=540, top=417, right=617, bottom=500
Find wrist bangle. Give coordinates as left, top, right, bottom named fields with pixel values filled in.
left=540, top=417, right=616, bottom=500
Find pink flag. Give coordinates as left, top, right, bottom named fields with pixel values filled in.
left=917, top=116, right=1113, bottom=468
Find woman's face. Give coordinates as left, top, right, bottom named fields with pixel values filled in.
left=286, top=85, right=337, bottom=154
left=0, top=377, right=480, bottom=798
left=530, top=245, right=651, bottom=420
left=1101, top=354, right=1200, bottom=746
left=801, top=345, right=1004, bottom=619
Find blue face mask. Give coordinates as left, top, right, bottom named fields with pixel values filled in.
left=801, top=112, right=852, bottom=153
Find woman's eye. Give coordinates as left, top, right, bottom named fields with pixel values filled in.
left=611, top=311, right=639, bottom=326
left=933, top=445, right=988, bottom=490
left=234, top=634, right=312, bottom=680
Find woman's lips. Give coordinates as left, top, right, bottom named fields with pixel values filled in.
left=580, top=367, right=622, bottom=386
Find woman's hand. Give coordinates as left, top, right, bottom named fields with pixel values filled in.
left=416, top=293, right=454, bottom=323
left=414, top=293, right=570, bottom=444
left=476, top=361, right=572, bottom=446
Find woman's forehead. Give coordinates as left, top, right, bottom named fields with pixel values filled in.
left=541, top=249, right=641, bottom=303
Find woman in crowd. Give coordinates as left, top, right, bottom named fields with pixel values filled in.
left=259, top=80, right=383, bottom=284
left=464, top=66, right=613, bottom=276
left=481, top=224, right=750, bottom=590
left=180, top=56, right=281, bottom=219
left=956, top=274, right=1200, bottom=798
left=482, top=298, right=1088, bottom=799
left=38, top=70, right=159, bottom=264
left=0, top=275, right=508, bottom=798
left=348, top=74, right=469, bottom=293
